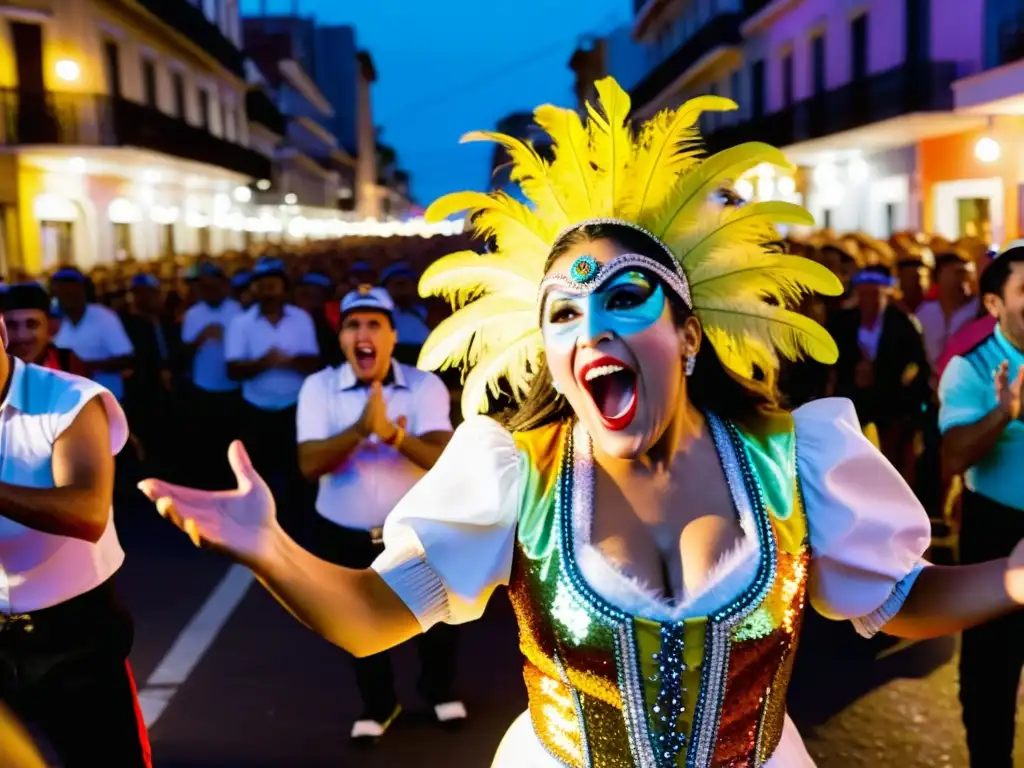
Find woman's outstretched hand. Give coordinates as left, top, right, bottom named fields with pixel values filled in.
left=138, top=441, right=280, bottom=568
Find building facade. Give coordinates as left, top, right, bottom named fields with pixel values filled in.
left=0, top=0, right=270, bottom=275
left=620, top=0, right=1024, bottom=244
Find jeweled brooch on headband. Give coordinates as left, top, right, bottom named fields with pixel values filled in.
left=569, top=254, right=599, bottom=284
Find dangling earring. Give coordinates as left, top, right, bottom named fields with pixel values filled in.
left=552, top=379, right=562, bottom=394
left=684, top=355, right=696, bottom=377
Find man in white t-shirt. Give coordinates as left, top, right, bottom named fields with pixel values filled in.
left=225, top=258, right=320, bottom=526
left=50, top=268, right=134, bottom=402
left=296, top=286, right=462, bottom=741
left=181, top=264, right=243, bottom=488
left=0, top=314, right=150, bottom=766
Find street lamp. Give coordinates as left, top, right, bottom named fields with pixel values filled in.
left=975, top=136, right=1000, bottom=163
left=55, top=59, right=80, bottom=83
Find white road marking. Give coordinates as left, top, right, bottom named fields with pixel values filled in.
left=137, top=564, right=254, bottom=728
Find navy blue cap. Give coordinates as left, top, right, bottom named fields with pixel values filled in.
left=251, top=257, right=287, bottom=281
left=851, top=268, right=896, bottom=288
left=300, top=271, right=332, bottom=289
left=131, top=274, right=161, bottom=290
left=2, top=282, right=50, bottom=313
left=350, top=259, right=373, bottom=273
left=231, top=270, right=252, bottom=289
left=379, top=261, right=415, bottom=285
left=198, top=262, right=226, bottom=279
left=51, top=267, right=87, bottom=283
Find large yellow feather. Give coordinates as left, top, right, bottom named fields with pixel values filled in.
left=627, top=94, right=737, bottom=219
left=533, top=104, right=597, bottom=218
left=425, top=190, right=556, bottom=262
left=460, top=329, right=544, bottom=417
left=417, top=295, right=536, bottom=374
left=644, top=143, right=791, bottom=241
left=461, top=131, right=571, bottom=225
left=419, top=251, right=541, bottom=305
left=585, top=78, right=633, bottom=216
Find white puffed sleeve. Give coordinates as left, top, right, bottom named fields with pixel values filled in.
left=370, top=415, right=522, bottom=631
left=795, top=398, right=931, bottom=638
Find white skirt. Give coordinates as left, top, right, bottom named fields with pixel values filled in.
left=491, top=710, right=816, bottom=767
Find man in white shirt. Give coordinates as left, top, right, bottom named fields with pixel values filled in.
left=50, top=268, right=135, bottom=402
left=226, top=258, right=320, bottom=529
left=915, top=251, right=981, bottom=371
left=181, top=264, right=243, bottom=489
left=0, top=314, right=150, bottom=766
left=296, top=286, right=462, bottom=741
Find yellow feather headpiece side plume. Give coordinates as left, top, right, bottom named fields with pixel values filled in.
left=419, top=77, right=842, bottom=419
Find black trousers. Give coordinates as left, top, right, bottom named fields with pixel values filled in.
left=958, top=489, right=1024, bottom=768
left=189, top=386, right=242, bottom=490
left=0, top=579, right=151, bottom=767
left=308, top=514, right=459, bottom=720
left=239, top=402, right=308, bottom=537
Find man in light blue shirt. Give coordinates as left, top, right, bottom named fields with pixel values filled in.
left=938, top=242, right=1024, bottom=768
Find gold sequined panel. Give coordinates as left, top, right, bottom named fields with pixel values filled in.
left=711, top=548, right=809, bottom=767
left=523, top=661, right=586, bottom=767
left=579, top=692, right=636, bottom=768
left=509, top=551, right=564, bottom=681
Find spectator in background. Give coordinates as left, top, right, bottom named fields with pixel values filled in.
left=225, top=258, right=320, bottom=532
left=51, top=268, right=134, bottom=402
left=828, top=265, right=931, bottom=482
left=935, top=248, right=1002, bottom=382
left=380, top=261, right=430, bottom=365
left=938, top=243, right=1024, bottom=768
left=818, top=242, right=860, bottom=317
left=296, top=287, right=462, bottom=741
left=181, top=264, right=243, bottom=489
left=231, top=270, right=253, bottom=309
left=895, top=253, right=930, bottom=315
left=916, top=251, right=979, bottom=371
left=295, top=271, right=343, bottom=368
left=345, top=259, right=376, bottom=291
left=0, top=282, right=86, bottom=375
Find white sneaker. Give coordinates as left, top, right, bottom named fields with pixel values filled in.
left=434, top=700, right=468, bottom=723
left=350, top=705, right=401, bottom=740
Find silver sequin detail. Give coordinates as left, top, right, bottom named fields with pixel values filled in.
left=555, top=652, right=592, bottom=768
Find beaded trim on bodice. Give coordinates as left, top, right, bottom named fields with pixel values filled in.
left=507, top=415, right=809, bottom=768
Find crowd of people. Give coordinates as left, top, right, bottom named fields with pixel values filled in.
left=0, top=211, right=1022, bottom=766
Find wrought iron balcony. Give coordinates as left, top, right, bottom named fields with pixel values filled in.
left=0, top=89, right=270, bottom=179
left=631, top=14, right=742, bottom=113
left=704, top=61, right=959, bottom=152
left=133, top=0, right=245, bottom=78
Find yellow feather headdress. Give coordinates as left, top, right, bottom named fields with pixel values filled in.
left=419, top=77, right=842, bottom=418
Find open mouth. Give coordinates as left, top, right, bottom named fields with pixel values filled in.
left=579, top=356, right=638, bottom=431
left=354, top=343, right=377, bottom=373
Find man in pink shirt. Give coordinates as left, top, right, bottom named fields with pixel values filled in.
left=935, top=248, right=1001, bottom=381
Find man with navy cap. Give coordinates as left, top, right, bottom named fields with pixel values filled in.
left=1, top=282, right=86, bottom=375
left=828, top=264, right=931, bottom=479
left=51, top=268, right=134, bottom=402
left=295, top=271, right=343, bottom=368
left=182, top=264, right=243, bottom=487
left=296, top=285, right=464, bottom=741
left=226, top=258, right=320, bottom=523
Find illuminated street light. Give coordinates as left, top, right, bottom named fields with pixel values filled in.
left=777, top=176, right=796, bottom=197
left=284, top=193, right=298, bottom=205
left=975, top=136, right=1001, bottom=163
left=55, top=60, right=80, bottom=82
left=848, top=156, right=870, bottom=183
left=233, top=185, right=252, bottom=203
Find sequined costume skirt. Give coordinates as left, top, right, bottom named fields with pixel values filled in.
left=491, top=710, right=817, bottom=767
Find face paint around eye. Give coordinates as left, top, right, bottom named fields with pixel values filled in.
left=542, top=280, right=667, bottom=352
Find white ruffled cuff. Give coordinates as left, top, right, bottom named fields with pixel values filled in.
left=371, top=542, right=451, bottom=632
left=851, top=560, right=929, bottom=639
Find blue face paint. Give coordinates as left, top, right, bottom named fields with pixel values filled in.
left=542, top=269, right=667, bottom=352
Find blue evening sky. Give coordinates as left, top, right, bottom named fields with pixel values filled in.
left=240, top=0, right=631, bottom=206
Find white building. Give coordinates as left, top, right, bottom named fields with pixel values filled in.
left=0, top=0, right=270, bottom=275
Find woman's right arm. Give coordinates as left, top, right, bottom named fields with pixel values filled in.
left=254, top=531, right=421, bottom=657
left=142, top=416, right=521, bottom=658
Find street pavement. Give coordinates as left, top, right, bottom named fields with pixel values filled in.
left=53, top=498, right=1019, bottom=767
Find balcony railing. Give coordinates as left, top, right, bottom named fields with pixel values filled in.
left=631, top=14, right=742, bottom=112
left=246, top=89, right=287, bottom=136
left=134, top=0, right=245, bottom=78
left=704, top=61, right=959, bottom=152
left=0, top=89, right=271, bottom=179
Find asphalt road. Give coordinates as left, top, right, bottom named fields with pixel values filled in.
left=40, top=498, right=1019, bottom=767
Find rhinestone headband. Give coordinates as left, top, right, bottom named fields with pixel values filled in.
left=537, top=252, right=693, bottom=321
left=540, top=218, right=693, bottom=313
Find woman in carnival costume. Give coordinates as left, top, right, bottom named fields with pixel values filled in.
left=141, top=79, right=1024, bottom=767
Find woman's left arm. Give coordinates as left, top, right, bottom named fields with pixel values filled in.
left=884, top=557, right=1021, bottom=640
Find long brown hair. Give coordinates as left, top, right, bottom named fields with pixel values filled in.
left=499, top=223, right=781, bottom=433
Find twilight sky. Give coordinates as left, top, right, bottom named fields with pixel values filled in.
left=240, top=0, right=632, bottom=207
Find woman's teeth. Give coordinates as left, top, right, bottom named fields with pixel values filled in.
left=584, top=363, right=625, bottom=381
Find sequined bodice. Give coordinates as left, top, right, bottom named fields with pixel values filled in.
left=508, top=416, right=809, bottom=768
